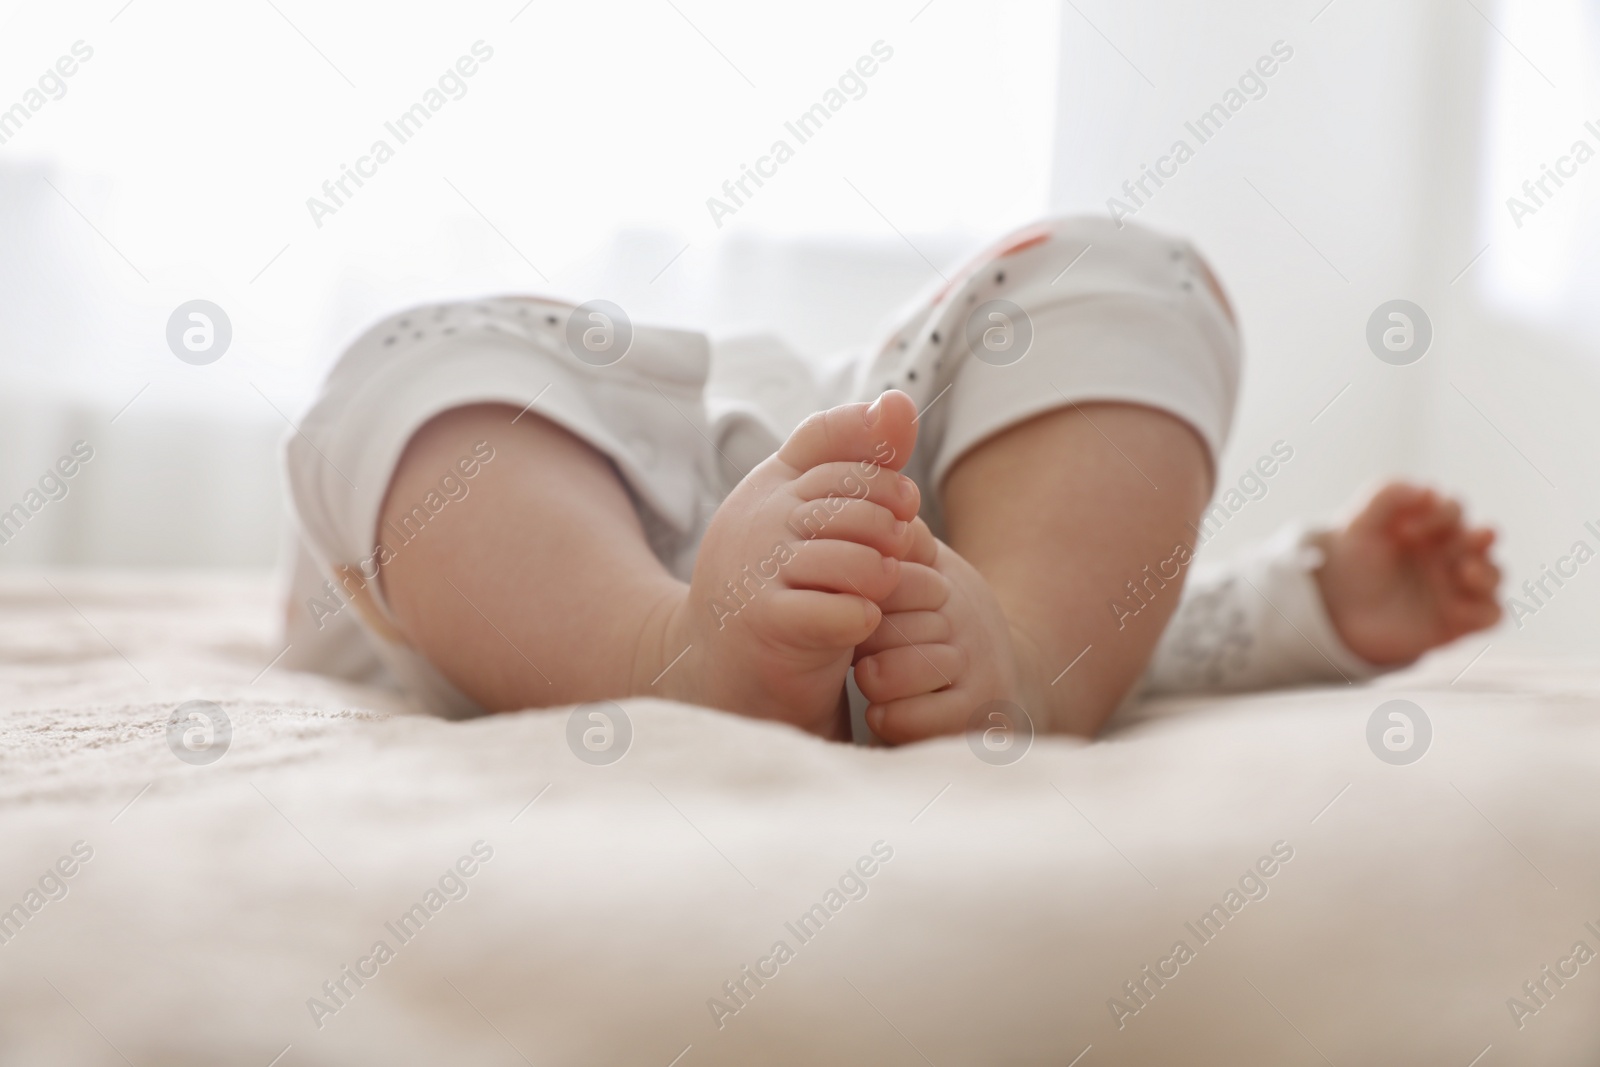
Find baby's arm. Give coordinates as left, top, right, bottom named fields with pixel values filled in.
left=1142, top=483, right=1501, bottom=695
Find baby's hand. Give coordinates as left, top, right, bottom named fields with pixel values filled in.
left=1314, top=483, right=1501, bottom=667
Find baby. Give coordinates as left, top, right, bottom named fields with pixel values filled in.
left=281, top=217, right=1500, bottom=742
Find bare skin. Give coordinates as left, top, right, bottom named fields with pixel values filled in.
left=849, top=250, right=1502, bottom=740
left=853, top=251, right=1244, bottom=738
left=378, top=394, right=1500, bottom=744
left=377, top=393, right=923, bottom=739
left=855, top=452, right=1503, bottom=740
left=855, top=402, right=1217, bottom=740
left=1311, top=483, right=1501, bottom=664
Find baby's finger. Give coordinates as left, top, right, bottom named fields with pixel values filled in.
left=1438, top=524, right=1498, bottom=582
left=1445, top=596, right=1502, bottom=637
left=1453, top=553, right=1501, bottom=596
left=1397, top=497, right=1462, bottom=544
left=1351, top=482, right=1431, bottom=536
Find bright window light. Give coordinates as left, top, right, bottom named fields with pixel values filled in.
left=0, top=1, right=1059, bottom=410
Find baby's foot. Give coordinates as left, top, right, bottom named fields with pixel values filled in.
left=654, top=391, right=923, bottom=737
left=853, top=520, right=1028, bottom=744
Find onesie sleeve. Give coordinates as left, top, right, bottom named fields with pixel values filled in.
left=1139, top=523, right=1389, bottom=696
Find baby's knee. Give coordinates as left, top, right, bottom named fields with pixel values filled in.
left=910, top=215, right=1242, bottom=495
left=1027, top=214, right=1231, bottom=317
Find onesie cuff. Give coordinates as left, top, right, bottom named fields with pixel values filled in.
left=1254, top=523, right=1388, bottom=685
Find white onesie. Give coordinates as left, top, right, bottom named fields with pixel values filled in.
left=279, top=215, right=1382, bottom=726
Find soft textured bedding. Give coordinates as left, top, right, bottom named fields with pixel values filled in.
left=2, top=571, right=1597, bottom=1065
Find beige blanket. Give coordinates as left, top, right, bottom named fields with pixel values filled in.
left=2, top=571, right=1596, bottom=1065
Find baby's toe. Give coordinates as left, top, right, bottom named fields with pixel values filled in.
left=854, top=642, right=964, bottom=704
left=782, top=539, right=899, bottom=601
left=789, top=497, right=910, bottom=558
left=776, top=390, right=917, bottom=473
left=866, top=689, right=974, bottom=745
left=792, top=462, right=921, bottom=523
left=903, top=517, right=939, bottom=567
left=763, top=589, right=881, bottom=649
left=855, top=610, right=952, bottom=657
left=877, top=562, right=951, bottom=614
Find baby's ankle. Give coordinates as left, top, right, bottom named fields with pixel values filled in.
left=1005, top=623, right=1064, bottom=735
left=629, top=581, right=697, bottom=704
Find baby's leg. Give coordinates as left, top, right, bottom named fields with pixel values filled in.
left=377, top=403, right=685, bottom=715
left=856, top=404, right=1210, bottom=741
left=378, top=395, right=922, bottom=737
left=850, top=216, right=1235, bottom=741
left=940, top=403, right=1211, bottom=736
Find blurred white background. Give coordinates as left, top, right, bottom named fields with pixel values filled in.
left=3, top=0, right=1598, bottom=662
left=0, top=0, right=1056, bottom=564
